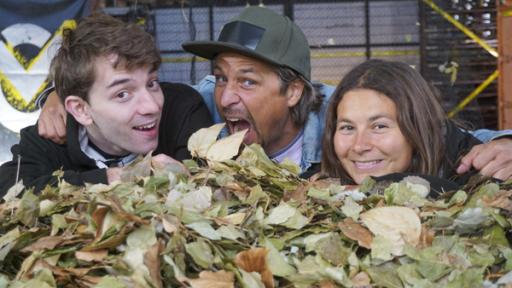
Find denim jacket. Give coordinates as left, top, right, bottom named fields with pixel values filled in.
left=192, top=75, right=511, bottom=172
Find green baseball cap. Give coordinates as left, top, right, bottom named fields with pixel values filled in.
left=182, top=6, right=311, bottom=80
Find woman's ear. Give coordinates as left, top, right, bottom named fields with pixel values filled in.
left=286, top=80, right=305, bottom=108
left=64, top=96, right=92, bottom=126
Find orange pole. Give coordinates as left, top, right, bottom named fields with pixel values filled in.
left=498, top=0, right=512, bottom=129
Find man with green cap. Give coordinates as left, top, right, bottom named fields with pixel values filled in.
left=182, top=6, right=324, bottom=175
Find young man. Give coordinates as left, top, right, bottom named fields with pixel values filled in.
left=0, top=14, right=211, bottom=196
left=36, top=7, right=512, bottom=180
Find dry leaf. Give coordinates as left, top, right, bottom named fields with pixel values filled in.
left=188, top=123, right=226, bottom=158
left=235, top=247, right=274, bottom=288
left=206, top=129, right=247, bottom=162
left=338, top=218, right=373, bottom=249
left=482, top=190, right=512, bottom=211
left=361, top=206, right=421, bottom=256
left=21, top=236, right=64, bottom=252
left=351, top=271, right=371, bottom=287
left=75, top=250, right=108, bottom=262
left=162, top=214, right=179, bottom=234
left=92, top=206, right=109, bottom=238
left=188, top=270, right=235, bottom=288
left=417, top=225, right=435, bottom=248
left=283, top=182, right=307, bottom=203
left=144, top=240, right=163, bottom=288
left=217, top=212, right=246, bottom=225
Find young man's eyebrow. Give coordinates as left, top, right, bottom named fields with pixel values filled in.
left=107, top=78, right=131, bottom=89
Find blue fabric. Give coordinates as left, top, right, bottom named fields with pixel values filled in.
left=191, top=76, right=511, bottom=171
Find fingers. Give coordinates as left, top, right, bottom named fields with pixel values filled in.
left=457, top=144, right=482, bottom=174
left=106, top=167, right=123, bottom=183
left=151, top=154, right=189, bottom=175
left=492, top=168, right=512, bottom=181
left=457, top=138, right=512, bottom=181
left=151, top=154, right=180, bottom=166
left=38, top=90, right=67, bottom=144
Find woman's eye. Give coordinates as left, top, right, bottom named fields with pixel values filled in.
left=338, top=124, right=354, bottom=132
left=373, top=124, right=389, bottom=130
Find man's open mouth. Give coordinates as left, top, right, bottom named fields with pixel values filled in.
left=226, top=117, right=252, bottom=133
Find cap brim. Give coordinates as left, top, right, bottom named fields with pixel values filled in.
left=182, top=40, right=281, bottom=68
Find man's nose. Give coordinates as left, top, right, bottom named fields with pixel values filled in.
left=138, top=89, right=162, bottom=114
left=217, top=82, right=241, bottom=108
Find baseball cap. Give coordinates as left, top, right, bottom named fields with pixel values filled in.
left=182, top=6, right=311, bottom=80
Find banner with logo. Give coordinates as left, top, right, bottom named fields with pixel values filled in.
left=0, top=0, right=91, bottom=133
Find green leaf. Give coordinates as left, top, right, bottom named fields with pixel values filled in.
left=263, top=238, right=296, bottom=277
left=239, top=269, right=266, bottom=288
left=265, top=202, right=309, bottom=229
left=95, top=276, right=128, bottom=288
left=186, top=221, right=221, bottom=240
left=315, top=233, right=351, bottom=266
left=16, top=190, right=40, bottom=226
left=217, top=225, right=245, bottom=241
left=0, top=227, right=20, bottom=261
left=186, top=239, right=215, bottom=269
left=307, top=187, right=330, bottom=201
left=341, top=197, right=363, bottom=220
left=365, top=262, right=403, bottom=288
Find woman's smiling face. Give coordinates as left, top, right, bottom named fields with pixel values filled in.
left=333, top=88, right=413, bottom=184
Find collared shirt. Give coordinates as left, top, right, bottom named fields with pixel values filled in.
left=78, top=127, right=138, bottom=169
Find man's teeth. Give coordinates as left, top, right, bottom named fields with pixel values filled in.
left=134, top=122, right=156, bottom=130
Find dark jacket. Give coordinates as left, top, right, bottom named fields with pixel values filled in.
left=0, top=82, right=212, bottom=197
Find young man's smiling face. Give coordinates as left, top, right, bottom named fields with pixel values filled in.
left=69, top=55, right=164, bottom=156
left=213, top=52, right=303, bottom=155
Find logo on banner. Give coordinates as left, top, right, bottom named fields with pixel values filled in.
left=0, top=20, right=75, bottom=132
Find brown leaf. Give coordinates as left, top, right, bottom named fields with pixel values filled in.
left=223, top=182, right=250, bottom=200
left=187, top=270, right=235, bottom=288
left=361, top=206, right=422, bottom=256
left=108, top=195, right=150, bottom=225
left=144, top=240, right=163, bottom=288
left=234, top=247, right=274, bottom=288
left=310, top=177, right=347, bottom=190
left=162, top=214, right=179, bottom=234
left=92, top=206, right=109, bottom=239
left=338, top=218, right=373, bottom=249
left=283, top=182, right=307, bottom=203
left=417, top=225, right=435, bottom=248
left=21, top=235, right=64, bottom=252
left=75, top=250, right=108, bottom=262
left=82, top=222, right=134, bottom=251
left=482, top=190, right=512, bottom=211
left=351, top=271, right=371, bottom=288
